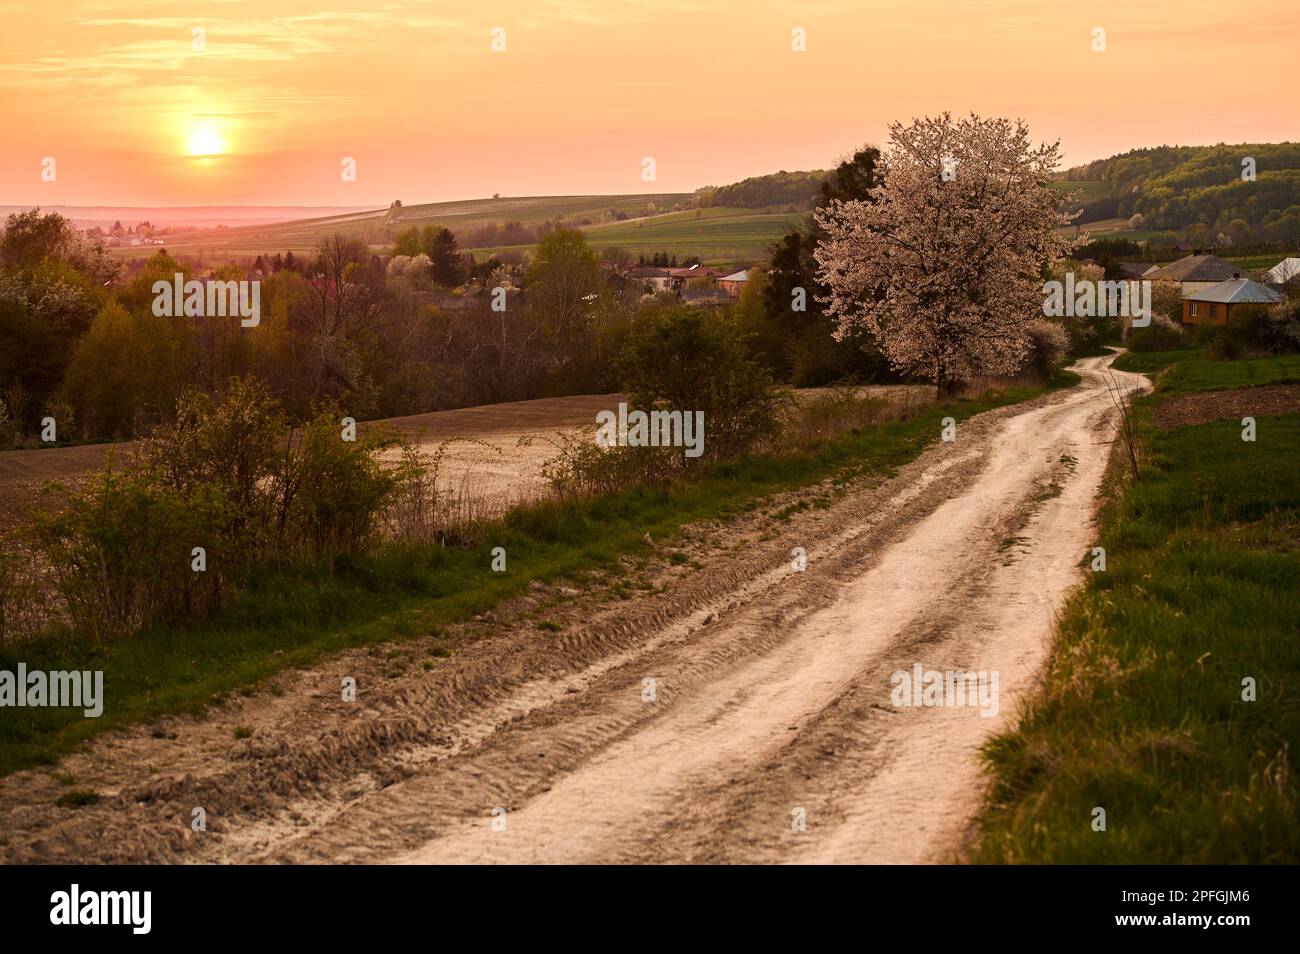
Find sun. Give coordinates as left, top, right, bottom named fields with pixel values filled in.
left=186, top=120, right=226, bottom=158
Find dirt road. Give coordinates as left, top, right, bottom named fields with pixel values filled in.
left=0, top=355, right=1144, bottom=864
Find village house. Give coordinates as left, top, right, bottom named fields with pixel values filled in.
left=666, top=264, right=725, bottom=292
left=1119, top=262, right=1157, bottom=279
left=718, top=270, right=749, bottom=297
left=628, top=267, right=672, bottom=293
left=1181, top=277, right=1282, bottom=326
left=1144, top=254, right=1253, bottom=296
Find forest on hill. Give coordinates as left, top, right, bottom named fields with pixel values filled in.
left=1061, top=142, right=1300, bottom=244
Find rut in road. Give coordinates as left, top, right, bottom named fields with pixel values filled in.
left=0, top=355, right=1144, bottom=865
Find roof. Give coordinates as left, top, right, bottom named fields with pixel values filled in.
left=1145, top=254, right=1247, bottom=284
left=1119, top=261, right=1157, bottom=278
left=1182, top=278, right=1283, bottom=305
left=667, top=266, right=723, bottom=278
left=629, top=267, right=670, bottom=277
left=719, top=270, right=749, bottom=282
left=1264, top=257, right=1300, bottom=283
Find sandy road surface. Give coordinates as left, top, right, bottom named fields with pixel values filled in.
left=0, top=356, right=1143, bottom=864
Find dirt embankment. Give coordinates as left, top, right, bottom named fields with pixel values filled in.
left=0, top=357, right=1145, bottom=864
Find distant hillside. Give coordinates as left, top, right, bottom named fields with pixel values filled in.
left=1059, top=143, right=1300, bottom=242
left=0, top=205, right=374, bottom=230
left=107, top=194, right=692, bottom=261
left=694, top=170, right=827, bottom=210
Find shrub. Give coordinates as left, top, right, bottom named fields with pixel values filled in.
left=41, top=397, right=76, bottom=443
left=1126, top=315, right=1187, bottom=353
left=1208, top=303, right=1299, bottom=360
left=1023, top=320, right=1069, bottom=381
left=535, top=431, right=680, bottom=498
left=31, top=464, right=230, bottom=638
left=0, top=540, right=44, bottom=642
left=26, top=382, right=409, bottom=638
left=0, top=397, right=13, bottom=450
left=620, top=308, right=786, bottom=461
left=276, top=406, right=399, bottom=564
left=142, top=376, right=285, bottom=551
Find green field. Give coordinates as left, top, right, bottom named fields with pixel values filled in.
left=970, top=351, right=1300, bottom=863
left=464, top=207, right=803, bottom=266
left=110, top=193, right=693, bottom=262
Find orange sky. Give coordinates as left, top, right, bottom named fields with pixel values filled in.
left=2, top=0, right=1297, bottom=207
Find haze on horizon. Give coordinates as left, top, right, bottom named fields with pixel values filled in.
left=2, top=0, right=1297, bottom=208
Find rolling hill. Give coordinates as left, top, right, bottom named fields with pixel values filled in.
left=108, top=193, right=797, bottom=266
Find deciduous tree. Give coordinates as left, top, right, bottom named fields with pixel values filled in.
left=815, top=113, right=1077, bottom=395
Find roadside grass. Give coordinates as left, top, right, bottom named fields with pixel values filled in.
left=1156, top=353, right=1300, bottom=396
left=969, top=357, right=1300, bottom=863
left=1112, top=348, right=1300, bottom=391
left=1110, top=347, right=1200, bottom=375
left=0, top=373, right=1077, bottom=776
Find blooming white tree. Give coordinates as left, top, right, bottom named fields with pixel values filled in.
left=814, top=113, right=1078, bottom=395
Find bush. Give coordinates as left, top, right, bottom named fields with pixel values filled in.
left=535, top=431, right=680, bottom=498
left=0, top=541, right=44, bottom=642
left=41, top=397, right=75, bottom=443
left=1126, top=316, right=1187, bottom=353
left=1208, top=303, right=1300, bottom=360
left=26, top=381, right=408, bottom=638
left=31, top=465, right=230, bottom=638
left=143, top=376, right=284, bottom=551
left=620, top=308, right=786, bottom=461
left=1024, top=320, right=1069, bottom=380
left=0, top=397, right=13, bottom=450
left=278, top=407, right=398, bottom=563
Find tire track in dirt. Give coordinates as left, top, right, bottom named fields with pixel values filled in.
left=383, top=357, right=1136, bottom=864
left=0, top=355, right=1144, bottom=865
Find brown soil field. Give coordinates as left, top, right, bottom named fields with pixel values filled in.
left=1153, top=383, right=1300, bottom=429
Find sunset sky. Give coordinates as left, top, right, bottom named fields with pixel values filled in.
left=2, top=0, right=1297, bottom=208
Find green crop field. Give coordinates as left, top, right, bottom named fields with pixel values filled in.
left=110, top=193, right=694, bottom=263
left=465, top=207, right=803, bottom=267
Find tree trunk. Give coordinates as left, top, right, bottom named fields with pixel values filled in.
left=936, top=375, right=961, bottom=399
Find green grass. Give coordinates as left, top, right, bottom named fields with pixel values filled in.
left=970, top=355, right=1300, bottom=863
left=1225, top=253, right=1297, bottom=272
left=1110, top=348, right=1202, bottom=374
left=465, top=207, right=803, bottom=266
left=1112, top=349, right=1300, bottom=389
left=1157, top=353, right=1300, bottom=396
left=0, top=374, right=1075, bottom=777
left=110, top=193, right=694, bottom=261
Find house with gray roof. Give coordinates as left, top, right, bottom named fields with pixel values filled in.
left=1146, top=254, right=1254, bottom=296
left=1181, top=277, right=1282, bottom=327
